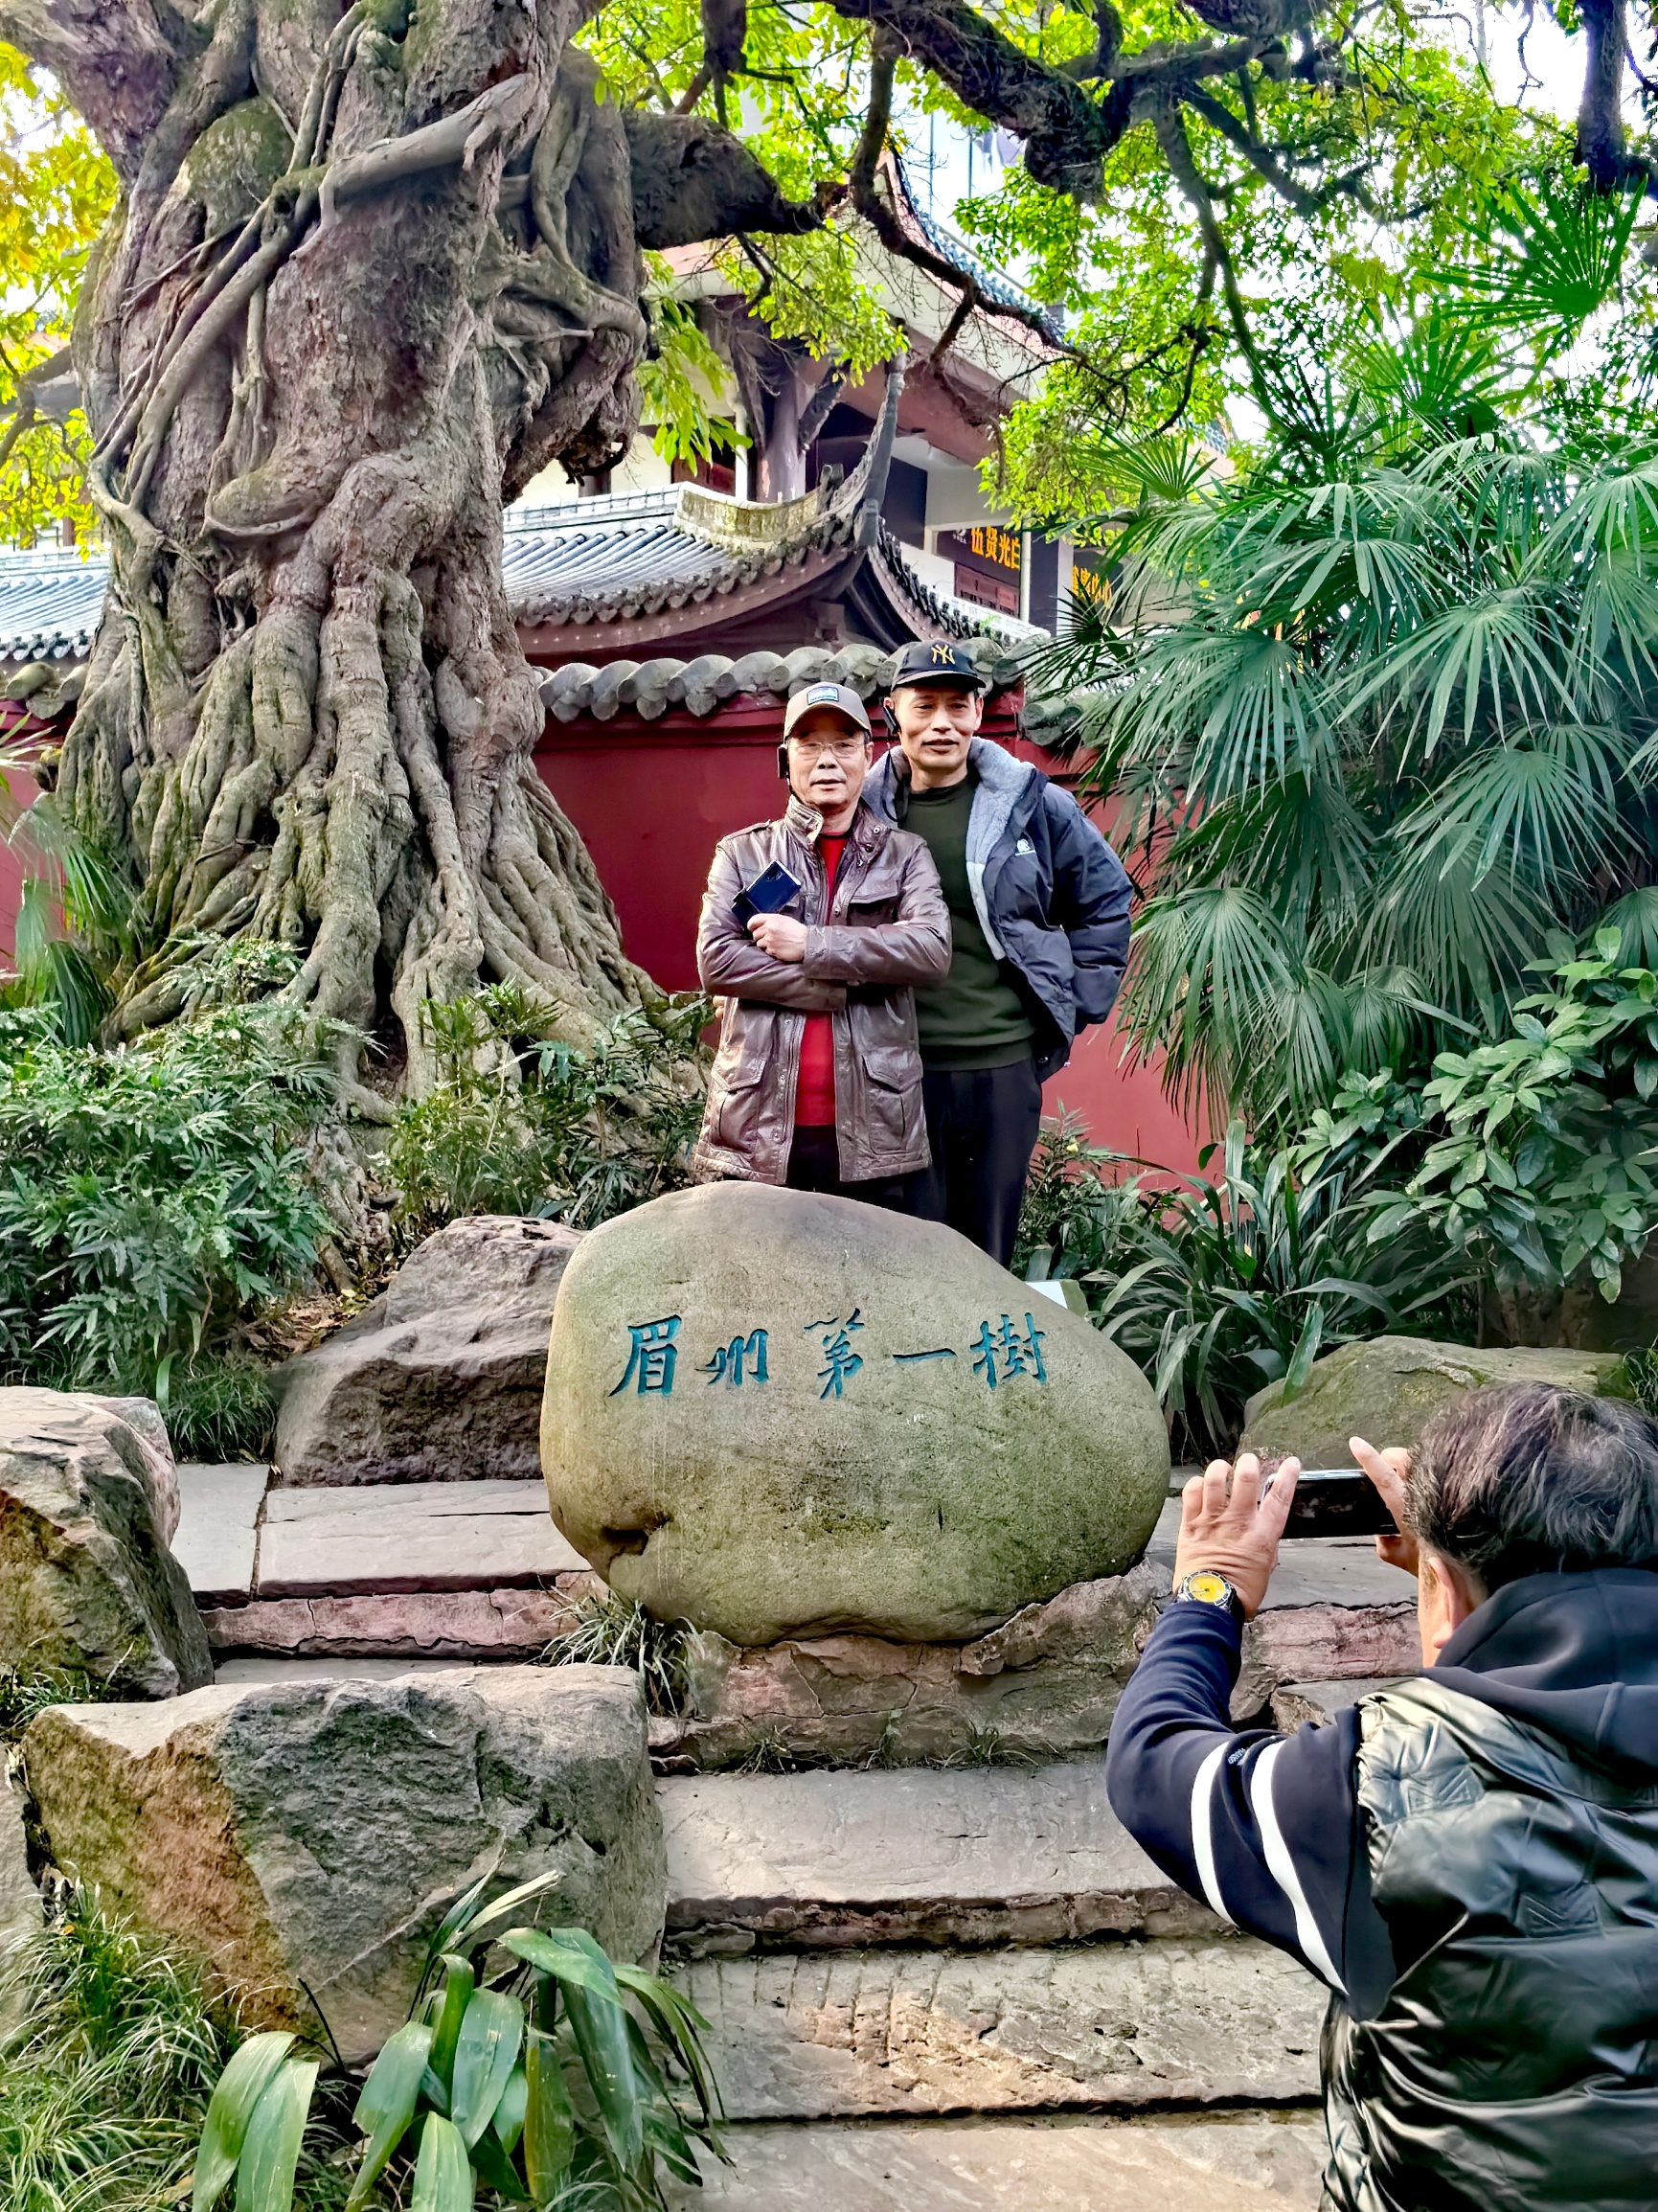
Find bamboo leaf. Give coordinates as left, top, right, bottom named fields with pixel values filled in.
left=450, top=1988, right=524, bottom=2150
left=234, top=2059, right=318, bottom=2212
left=429, top=1955, right=475, bottom=2096
left=346, top=2021, right=434, bottom=2210
left=491, top=2065, right=529, bottom=2156
left=409, top=2112, right=474, bottom=2212
left=522, top=2028, right=576, bottom=2205
left=193, top=2032, right=296, bottom=2212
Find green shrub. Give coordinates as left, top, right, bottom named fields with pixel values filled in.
left=1297, top=934, right=1658, bottom=1305
left=0, top=978, right=334, bottom=1400
left=1021, top=1117, right=1471, bottom=1457
left=384, top=986, right=710, bottom=1240
left=193, top=1869, right=723, bottom=2212
left=0, top=1891, right=236, bottom=2212
left=161, top=1353, right=278, bottom=1465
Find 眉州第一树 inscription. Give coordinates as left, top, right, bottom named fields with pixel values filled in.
left=605, top=1309, right=1051, bottom=1399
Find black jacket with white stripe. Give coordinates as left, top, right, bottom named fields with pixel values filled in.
left=1104, top=1574, right=1658, bottom=2211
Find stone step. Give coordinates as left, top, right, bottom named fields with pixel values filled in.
left=662, top=2111, right=1327, bottom=2209
left=174, top=1469, right=602, bottom=1660
left=665, top=1937, right=1324, bottom=2121
left=661, top=1763, right=1211, bottom=1953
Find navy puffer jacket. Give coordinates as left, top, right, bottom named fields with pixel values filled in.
left=864, top=736, right=1132, bottom=1081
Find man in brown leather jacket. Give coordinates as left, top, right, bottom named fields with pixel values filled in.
left=692, top=681, right=950, bottom=1202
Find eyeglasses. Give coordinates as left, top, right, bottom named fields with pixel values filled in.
left=787, top=735, right=868, bottom=762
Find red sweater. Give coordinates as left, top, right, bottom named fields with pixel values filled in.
left=794, top=834, right=845, bottom=1126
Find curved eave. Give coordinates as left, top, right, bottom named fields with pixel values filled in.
left=516, top=541, right=860, bottom=664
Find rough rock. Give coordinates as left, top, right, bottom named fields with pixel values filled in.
left=660, top=1762, right=1215, bottom=1954
left=1238, top=1334, right=1631, bottom=1469
left=661, top=2112, right=1329, bottom=2211
left=667, top=1939, right=1325, bottom=2119
left=0, top=1387, right=211, bottom=1697
left=669, top=1561, right=1166, bottom=1768
left=0, top=1773, right=40, bottom=1962
left=656, top=1548, right=1420, bottom=1767
left=542, top=1186, right=1170, bottom=1645
left=25, top=1662, right=664, bottom=2061
left=276, top=1216, right=582, bottom=1485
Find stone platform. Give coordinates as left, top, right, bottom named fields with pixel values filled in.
left=171, top=1471, right=1420, bottom=1739
left=662, top=2111, right=1327, bottom=2209
left=173, top=1467, right=601, bottom=1660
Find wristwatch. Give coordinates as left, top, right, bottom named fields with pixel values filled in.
left=1170, top=1570, right=1246, bottom=1623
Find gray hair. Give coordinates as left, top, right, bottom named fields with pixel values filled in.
left=1408, top=1383, right=1658, bottom=1593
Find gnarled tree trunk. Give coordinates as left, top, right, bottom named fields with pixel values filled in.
left=1, top=0, right=815, bottom=1104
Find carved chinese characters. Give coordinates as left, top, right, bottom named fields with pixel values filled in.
left=540, top=1184, right=1170, bottom=1647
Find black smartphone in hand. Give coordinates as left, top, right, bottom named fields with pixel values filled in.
left=734, top=861, right=803, bottom=926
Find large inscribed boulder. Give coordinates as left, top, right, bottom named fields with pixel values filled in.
left=540, top=1185, right=1170, bottom=1645
left=276, top=1216, right=582, bottom=1484
left=25, top=1663, right=664, bottom=2063
left=1239, top=1334, right=1633, bottom=1468
left=0, top=1387, right=210, bottom=1698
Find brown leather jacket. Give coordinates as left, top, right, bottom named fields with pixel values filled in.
left=692, top=793, right=950, bottom=1185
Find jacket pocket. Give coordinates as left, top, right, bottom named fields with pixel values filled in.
left=707, top=1025, right=771, bottom=1155
left=862, top=1040, right=923, bottom=1155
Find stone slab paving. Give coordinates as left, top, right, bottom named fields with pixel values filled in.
left=663, top=2112, right=1326, bottom=2209
left=256, top=1478, right=587, bottom=1595
left=198, top=1585, right=591, bottom=1659
left=214, top=1654, right=488, bottom=1682
left=668, top=1938, right=1324, bottom=2120
left=663, top=2106, right=1326, bottom=2212
left=170, top=1464, right=270, bottom=1605
left=661, top=1764, right=1212, bottom=1950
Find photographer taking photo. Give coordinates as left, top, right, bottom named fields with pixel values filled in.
left=1105, top=1382, right=1658, bottom=2211
left=691, top=681, right=948, bottom=1202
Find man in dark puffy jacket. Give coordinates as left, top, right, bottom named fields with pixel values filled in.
left=864, top=640, right=1132, bottom=1266
left=1104, top=1382, right=1658, bottom=2212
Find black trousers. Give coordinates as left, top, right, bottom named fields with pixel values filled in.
left=784, top=1126, right=912, bottom=1212
left=905, top=1059, right=1043, bottom=1267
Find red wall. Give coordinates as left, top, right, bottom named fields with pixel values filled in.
left=0, top=706, right=42, bottom=962
left=534, top=696, right=1208, bottom=1177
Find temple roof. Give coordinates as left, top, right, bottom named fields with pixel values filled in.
left=536, top=633, right=1028, bottom=723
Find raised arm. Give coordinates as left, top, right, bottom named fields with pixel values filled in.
left=697, top=841, right=847, bottom=1012
left=801, top=836, right=951, bottom=989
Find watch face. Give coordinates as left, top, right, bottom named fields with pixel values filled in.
left=1184, top=1571, right=1232, bottom=1606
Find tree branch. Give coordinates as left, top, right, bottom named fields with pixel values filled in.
left=1150, top=98, right=1261, bottom=383
left=0, top=344, right=75, bottom=475
left=827, top=0, right=1124, bottom=194
left=1183, top=85, right=1371, bottom=213
left=1578, top=0, right=1638, bottom=191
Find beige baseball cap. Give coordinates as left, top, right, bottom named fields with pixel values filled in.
left=783, top=681, right=872, bottom=738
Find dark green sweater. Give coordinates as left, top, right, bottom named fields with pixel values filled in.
left=902, top=774, right=1033, bottom=1069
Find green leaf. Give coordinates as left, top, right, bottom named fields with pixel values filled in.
left=193, top=2032, right=296, bottom=2212
left=559, top=1973, right=642, bottom=2173
left=450, top=1988, right=524, bottom=2150
left=522, top=2028, right=576, bottom=2205
left=491, top=2065, right=529, bottom=2156
left=1283, top=1304, right=1325, bottom=1397
left=347, top=2021, right=434, bottom=2210
left=234, top=2058, right=318, bottom=2212
left=409, top=2112, right=474, bottom=2212
left=429, top=1955, right=475, bottom=2096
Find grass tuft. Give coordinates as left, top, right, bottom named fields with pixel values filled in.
left=541, top=1590, right=689, bottom=1716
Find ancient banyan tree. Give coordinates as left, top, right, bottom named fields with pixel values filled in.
left=0, top=0, right=820, bottom=1102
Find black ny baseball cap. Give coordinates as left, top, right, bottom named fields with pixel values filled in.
left=887, top=639, right=988, bottom=693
